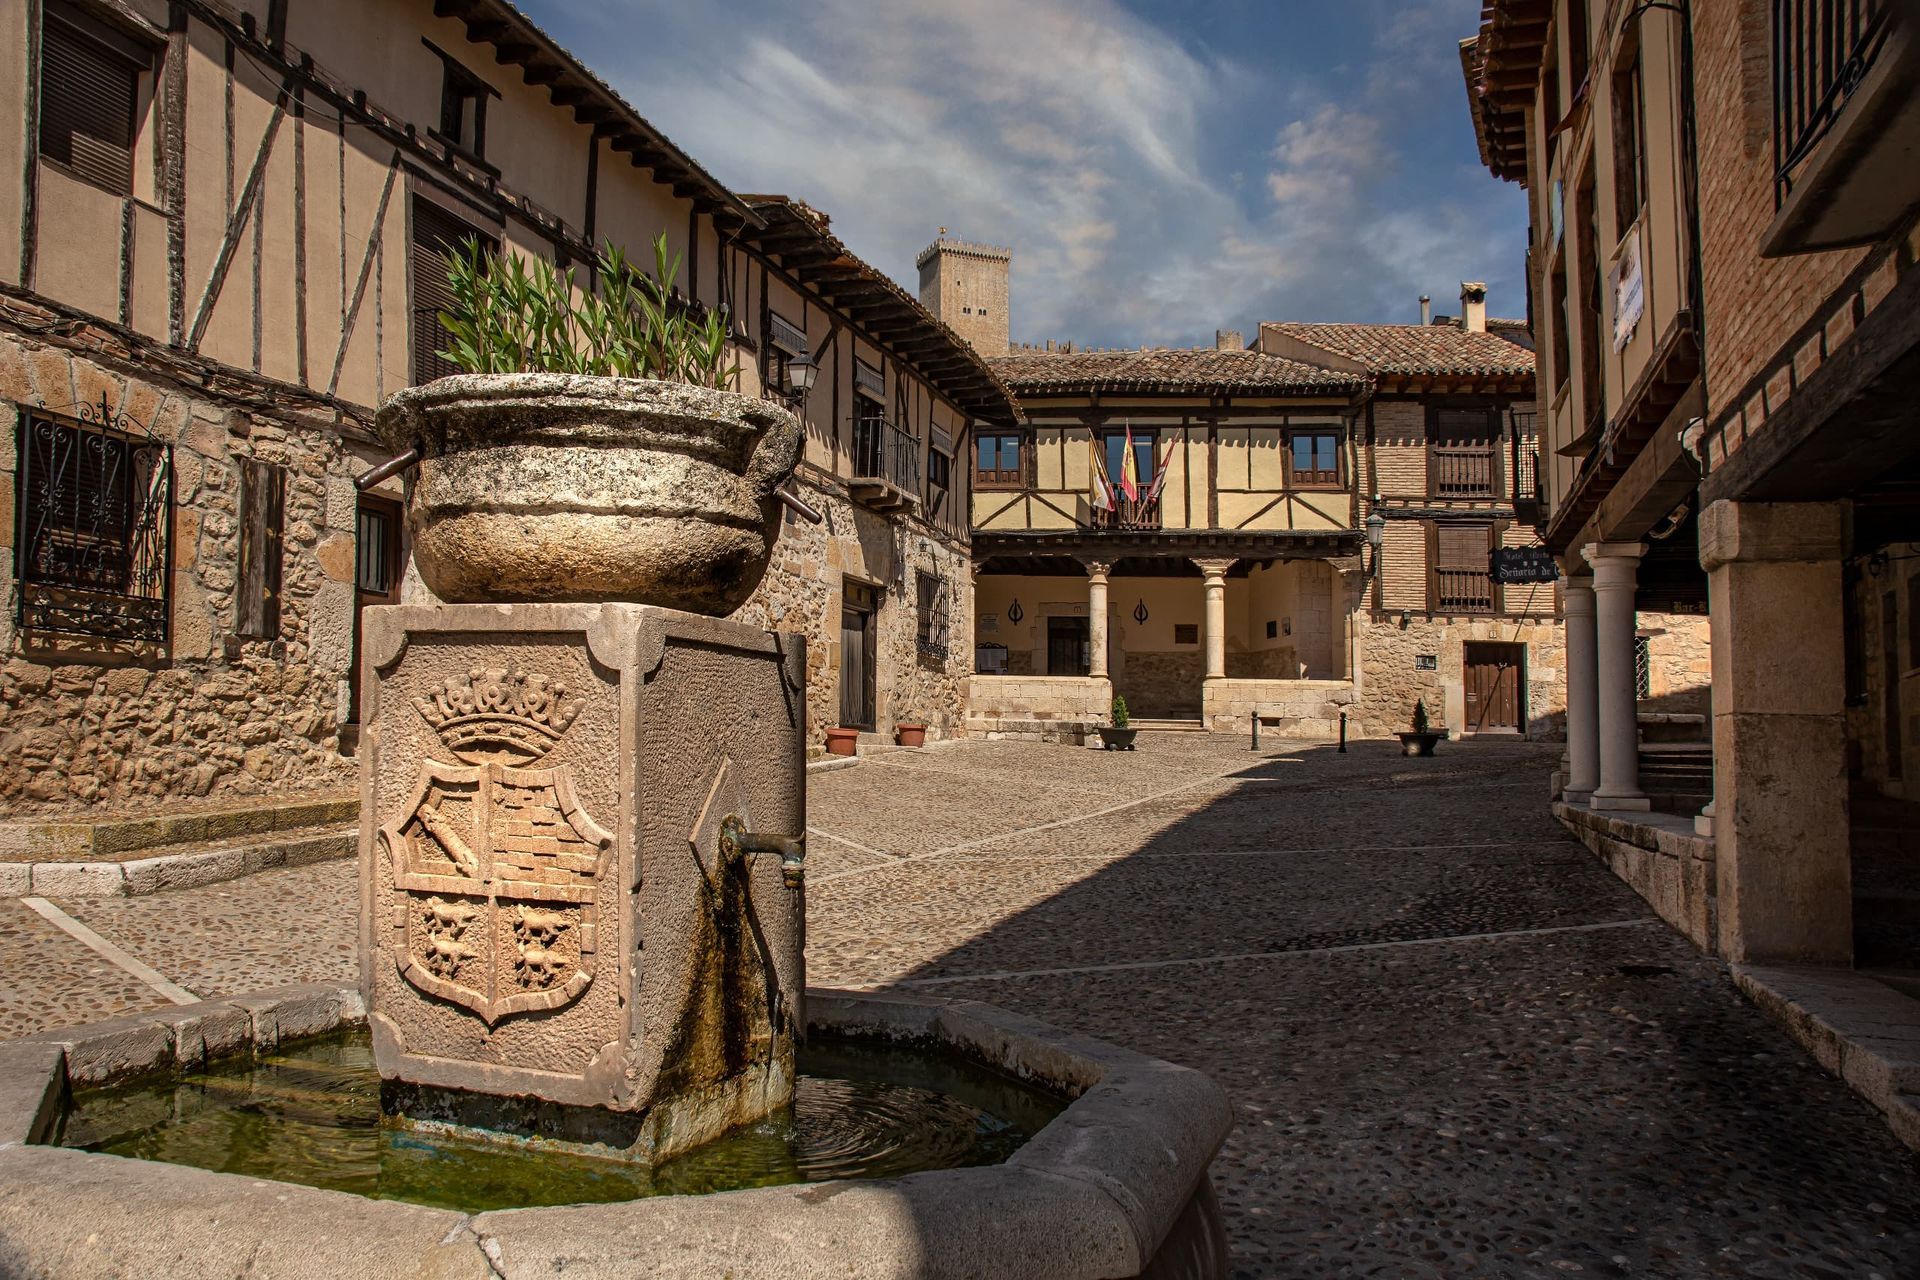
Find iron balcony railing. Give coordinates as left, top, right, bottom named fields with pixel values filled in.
left=1088, top=491, right=1164, bottom=531
left=1433, top=446, right=1498, bottom=499
left=1773, top=0, right=1893, bottom=204
left=852, top=415, right=920, bottom=494
left=1508, top=408, right=1541, bottom=507
left=1435, top=569, right=1496, bottom=614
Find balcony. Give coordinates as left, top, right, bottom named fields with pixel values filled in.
left=1509, top=410, right=1543, bottom=526
left=849, top=416, right=920, bottom=514
left=1435, top=569, right=1495, bottom=614
left=1433, top=446, right=1498, bottom=499
left=1087, top=491, right=1164, bottom=532
left=1766, top=0, right=1920, bottom=256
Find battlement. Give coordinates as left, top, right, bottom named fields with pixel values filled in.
left=915, top=236, right=1012, bottom=269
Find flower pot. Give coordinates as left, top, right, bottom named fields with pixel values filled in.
left=824, top=727, right=860, bottom=757
left=375, top=374, right=802, bottom=615
left=1397, top=730, right=1444, bottom=757
left=894, top=724, right=927, bottom=748
left=1098, top=727, right=1139, bottom=751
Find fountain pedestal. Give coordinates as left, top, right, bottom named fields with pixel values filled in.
left=358, top=602, right=806, bottom=1162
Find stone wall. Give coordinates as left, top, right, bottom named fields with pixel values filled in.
left=1355, top=612, right=1568, bottom=740
left=966, top=674, right=1110, bottom=743
left=1639, top=611, right=1713, bottom=715
left=1112, top=649, right=1203, bottom=718
left=1201, top=678, right=1354, bottom=737
left=0, top=330, right=372, bottom=814
left=730, top=462, right=972, bottom=751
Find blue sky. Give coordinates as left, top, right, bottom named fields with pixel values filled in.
left=519, top=0, right=1527, bottom=349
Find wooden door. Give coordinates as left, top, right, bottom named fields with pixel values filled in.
left=840, top=583, right=876, bottom=730
left=1048, top=616, right=1090, bottom=676
left=1463, top=642, right=1525, bottom=733
left=1886, top=593, right=1904, bottom=779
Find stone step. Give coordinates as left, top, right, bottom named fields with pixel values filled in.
left=1638, top=713, right=1708, bottom=745
left=1129, top=718, right=1206, bottom=732
left=0, top=793, right=357, bottom=862
left=4, top=823, right=356, bottom=898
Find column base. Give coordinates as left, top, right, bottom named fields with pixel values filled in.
left=1563, top=787, right=1595, bottom=806
left=1590, top=789, right=1651, bottom=812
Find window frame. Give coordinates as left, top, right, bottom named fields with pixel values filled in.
left=1427, top=519, right=1501, bottom=616
left=1284, top=427, right=1344, bottom=490
left=1611, top=41, right=1647, bottom=242
left=974, top=431, right=1026, bottom=489
left=409, top=195, right=500, bottom=386
left=423, top=39, right=499, bottom=169
left=1426, top=404, right=1502, bottom=499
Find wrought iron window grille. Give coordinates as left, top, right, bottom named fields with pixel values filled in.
left=12, top=394, right=174, bottom=645
left=1773, top=0, right=1894, bottom=205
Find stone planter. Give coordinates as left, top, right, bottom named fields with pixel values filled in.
left=1098, top=727, right=1139, bottom=751
left=375, top=374, right=802, bottom=616
left=893, top=724, right=927, bottom=748
left=824, top=727, right=860, bottom=756
left=1397, top=730, right=1444, bottom=757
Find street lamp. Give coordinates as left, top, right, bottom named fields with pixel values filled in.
left=786, top=351, right=818, bottom=400
left=1365, top=510, right=1385, bottom=577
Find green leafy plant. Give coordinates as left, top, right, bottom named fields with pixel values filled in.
left=1111, top=695, right=1130, bottom=728
left=1410, top=699, right=1430, bottom=734
left=436, top=233, right=736, bottom=389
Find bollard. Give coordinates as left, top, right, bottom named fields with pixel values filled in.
left=1338, top=712, right=1347, bottom=753
left=1251, top=709, right=1260, bottom=751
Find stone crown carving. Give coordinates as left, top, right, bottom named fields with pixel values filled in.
left=414, top=665, right=584, bottom=763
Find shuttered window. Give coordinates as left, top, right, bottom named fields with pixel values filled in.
left=39, top=3, right=150, bottom=197
left=410, top=197, right=497, bottom=384
left=236, top=460, right=285, bottom=640
left=1432, top=521, right=1495, bottom=614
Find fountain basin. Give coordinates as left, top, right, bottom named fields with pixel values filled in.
left=0, top=983, right=1231, bottom=1279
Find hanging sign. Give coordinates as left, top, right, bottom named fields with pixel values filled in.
left=1490, top=547, right=1560, bottom=585
left=1611, top=229, right=1644, bottom=353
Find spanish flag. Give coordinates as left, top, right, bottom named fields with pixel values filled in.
left=1119, top=423, right=1140, bottom=501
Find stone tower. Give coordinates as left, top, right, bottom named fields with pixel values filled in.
left=917, top=232, right=1011, bottom=355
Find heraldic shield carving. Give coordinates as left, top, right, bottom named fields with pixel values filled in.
left=382, top=666, right=614, bottom=1026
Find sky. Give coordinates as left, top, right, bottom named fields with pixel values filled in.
left=518, top=0, right=1527, bottom=350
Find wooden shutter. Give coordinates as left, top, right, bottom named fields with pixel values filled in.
left=40, top=6, right=147, bottom=197
left=236, top=460, right=285, bottom=639
left=410, top=197, right=495, bottom=384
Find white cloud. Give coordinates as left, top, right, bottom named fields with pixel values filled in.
left=547, top=0, right=1524, bottom=345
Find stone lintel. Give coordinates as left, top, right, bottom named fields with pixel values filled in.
left=1698, top=499, right=1845, bottom=573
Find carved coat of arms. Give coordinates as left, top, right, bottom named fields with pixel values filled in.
left=381, top=666, right=613, bottom=1025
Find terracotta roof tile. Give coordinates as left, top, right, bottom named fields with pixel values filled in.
left=1262, top=322, right=1536, bottom=379
left=986, top=348, right=1366, bottom=397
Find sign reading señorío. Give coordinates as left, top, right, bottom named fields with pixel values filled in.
left=1489, top=547, right=1560, bottom=585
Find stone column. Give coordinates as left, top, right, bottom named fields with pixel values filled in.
left=1700, top=500, right=1849, bottom=965
left=1193, top=558, right=1235, bottom=681
left=1083, top=558, right=1112, bottom=679
left=1562, top=574, right=1600, bottom=805
left=1583, top=542, right=1648, bottom=811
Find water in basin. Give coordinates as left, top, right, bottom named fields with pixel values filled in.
left=54, top=1030, right=1067, bottom=1214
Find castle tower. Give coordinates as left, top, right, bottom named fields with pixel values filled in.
left=916, top=232, right=1011, bottom=355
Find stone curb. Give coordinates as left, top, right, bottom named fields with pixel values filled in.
left=0, top=795, right=357, bottom=860
left=1, top=827, right=354, bottom=898
left=0, top=983, right=1230, bottom=1279
left=805, top=737, right=971, bottom=774
left=1730, top=963, right=1920, bottom=1151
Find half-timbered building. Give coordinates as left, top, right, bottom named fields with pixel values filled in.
left=0, top=0, right=1012, bottom=814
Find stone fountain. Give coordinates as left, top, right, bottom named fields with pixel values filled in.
left=0, top=373, right=1234, bottom=1279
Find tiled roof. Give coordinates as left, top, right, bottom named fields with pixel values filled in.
left=986, top=348, right=1366, bottom=397
left=1262, top=322, right=1536, bottom=379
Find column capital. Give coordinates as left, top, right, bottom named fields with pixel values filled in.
left=1698, top=499, right=1844, bottom=572
left=1562, top=575, right=1596, bottom=617
left=1191, top=557, right=1236, bottom=583
left=1581, top=541, right=1646, bottom=565
left=1080, top=557, right=1114, bottom=581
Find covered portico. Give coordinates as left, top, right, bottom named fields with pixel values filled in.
left=972, top=529, right=1367, bottom=734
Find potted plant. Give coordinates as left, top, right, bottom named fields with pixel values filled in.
left=1097, top=696, right=1138, bottom=751
left=893, top=723, right=927, bottom=748
left=824, top=727, right=860, bottom=757
left=1398, top=699, right=1444, bottom=757
left=373, top=235, right=801, bottom=616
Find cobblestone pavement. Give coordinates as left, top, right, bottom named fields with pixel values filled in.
left=5, top=733, right=1920, bottom=1276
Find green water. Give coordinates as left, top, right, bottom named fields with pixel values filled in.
left=55, top=1031, right=1066, bottom=1214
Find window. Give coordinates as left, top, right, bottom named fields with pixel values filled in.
left=426, top=40, right=494, bottom=162
left=764, top=312, right=805, bottom=400
left=1173, top=624, right=1199, bottom=645
left=1432, top=521, right=1496, bottom=614
left=235, top=460, right=285, bottom=640
left=39, top=2, right=152, bottom=197
left=1549, top=251, right=1571, bottom=395
left=1429, top=408, right=1499, bottom=498
left=356, top=501, right=399, bottom=596
left=1286, top=430, right=1341, bottom=487
left=926, top=446, right=952, bottom=516
left=915, top=572, right=950, bottom=658
left=13, top=406, right=172, bottom=643
left=1565, top=0, right=1589, bottom=96
left=975, top=433, right=1024, bottom=486
left=1634, top=634, right=1652, bottom=700
left=411, top=196, right=497, bottom=385
left=1574, top=166, right=1605, bottom=435
left=1612, top=46, right=1646, bottom=239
